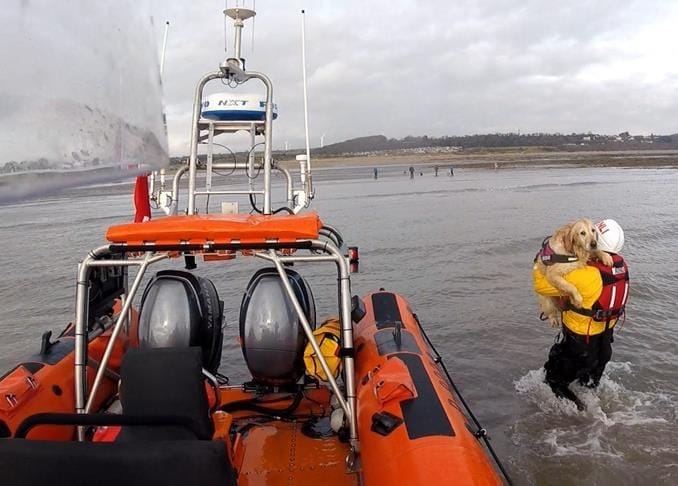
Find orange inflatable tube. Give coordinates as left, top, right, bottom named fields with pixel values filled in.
left=0, top=308, right=132, bottom=440
left=354, top=291, right=503, bottom=485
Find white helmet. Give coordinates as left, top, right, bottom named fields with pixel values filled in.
left=595, top=219, right=625, bottom=253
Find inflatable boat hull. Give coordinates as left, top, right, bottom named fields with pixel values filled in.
left=354, top=291, right=502, bottom=485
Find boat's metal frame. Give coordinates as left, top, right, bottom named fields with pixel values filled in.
left=73, top=240, right=358, bottom=450
left=72, top=6, right=360, bottom=467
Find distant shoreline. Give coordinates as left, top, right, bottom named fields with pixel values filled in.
left=2, top=149, right=677, bottom=191
left=278, top=149, right=678, bottom=170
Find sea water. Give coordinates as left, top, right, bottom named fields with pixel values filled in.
left=1, top=164, right=676, bottom=485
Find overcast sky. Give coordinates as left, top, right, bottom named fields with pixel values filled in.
left=151, top=0, right=678, bottom=156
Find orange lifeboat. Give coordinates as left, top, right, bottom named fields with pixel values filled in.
left=0, top=6, right=511, bottom=485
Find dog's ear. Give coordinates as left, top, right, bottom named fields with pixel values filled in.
left=564, top=224, right=577, bottom=254
left=553, top=223, right=571, bottom=249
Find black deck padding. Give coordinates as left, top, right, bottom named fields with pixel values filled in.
left=391, top=353, right=455, bottom=439
left=0, top=439, right=237, bottom=486
left=29, top=338, right=74, bottom=365
left=375, top=329, right=419, bottom=355
left=21, top=362, right=45, bottom=374
left=371, top=292, right=403, bottom=329
left=119, top=347, right=213, bottom=441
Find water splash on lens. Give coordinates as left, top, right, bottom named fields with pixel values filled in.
left=0, top=0, right=168, bottom=203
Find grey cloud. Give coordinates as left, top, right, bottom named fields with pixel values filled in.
left=152, top=0, right=678, bottom=155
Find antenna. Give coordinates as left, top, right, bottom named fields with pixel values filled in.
left=151, top=20, right=171, bottom=213
left=224, top=0, right=228, bottom=55
left=251, top=0, right=256, bottom=54
left=224, top=6, right=256, bottom=66
left=300, top=9, right=314, bottom=198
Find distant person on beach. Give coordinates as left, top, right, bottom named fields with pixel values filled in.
left=434, top=165, right=439, bottom=176
left=373, top=167, right=378, bottom=179
left=449, top=167, right=454, bottom=176
left=533, top=219, right=629, bottom=410
left=408, top=166, right=414, bottom=179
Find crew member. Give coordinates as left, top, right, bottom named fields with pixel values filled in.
left=533, top=219, right=629, bottom=409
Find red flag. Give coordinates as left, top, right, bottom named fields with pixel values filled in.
left=133, top=175, right=151, bottom=223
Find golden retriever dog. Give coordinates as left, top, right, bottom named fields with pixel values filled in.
left=534, top=218, right=613, bottom=327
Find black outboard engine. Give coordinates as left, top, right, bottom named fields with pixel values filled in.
left=137, top=270, right=224, bottom=374
left=239, top=267, right=316, bottom=386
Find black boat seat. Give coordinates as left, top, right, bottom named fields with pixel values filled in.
left=117, top=346, right=214, bottom=441
left=0, top=438, right=237, bottom=486
left=0, top=346, right=237, bottom=485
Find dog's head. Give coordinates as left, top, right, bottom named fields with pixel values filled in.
left=563, top=218, right=598, bottom=257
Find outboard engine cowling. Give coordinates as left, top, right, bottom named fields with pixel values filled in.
left=138, top=270, right=224, bottom=374
left=239, top=267, right=316, bottom=385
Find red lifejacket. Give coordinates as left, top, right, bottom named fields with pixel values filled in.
left=570, top=254, right=629, bottom=323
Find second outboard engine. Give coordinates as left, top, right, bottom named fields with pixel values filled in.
left=239, top=267, right=316, bottom=386
left=137, top=270, right=224, bottom=374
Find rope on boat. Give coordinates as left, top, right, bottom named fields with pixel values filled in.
left=248, top=193, right=293, bottom=215
left=412, top=313, right=514, bottom=486
left=219, top=390, right=304, bottom=419
left=319, top=225, right=344, bottom=248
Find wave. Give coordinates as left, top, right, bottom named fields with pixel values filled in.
left=513, top=363, right=674, bottom=459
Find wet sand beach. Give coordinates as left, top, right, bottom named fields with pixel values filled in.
left=279, top=148, right=678, bottom=170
